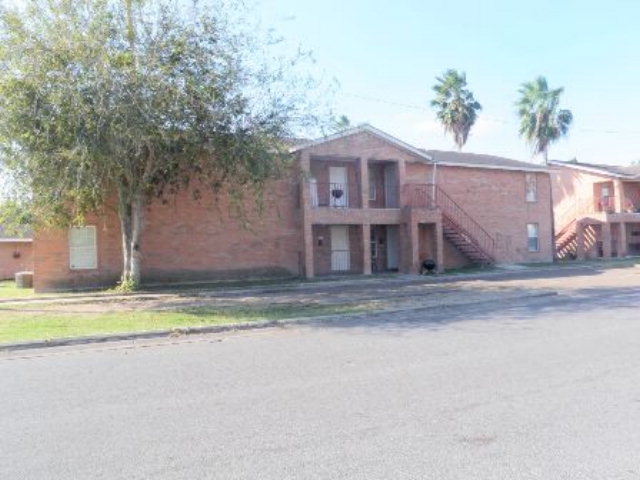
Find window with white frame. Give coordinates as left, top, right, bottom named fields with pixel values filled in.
left=527, top=223, right=539, bottom=252
left=69, top=226, right=97, bottom=269
left=525, top=173, right=537, bottom=202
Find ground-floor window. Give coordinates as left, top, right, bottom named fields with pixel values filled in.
left=527, top=223, right=539, bottom=252
left=69, top=226, right=97, bottom=269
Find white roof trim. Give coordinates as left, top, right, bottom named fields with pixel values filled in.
left=433, top=161, right=548, bottom=173
left=0, top=238, right=32, bottom=243
left=548, top=160, right=636, bottom=179
left=290, top=124, right=434, bottom=162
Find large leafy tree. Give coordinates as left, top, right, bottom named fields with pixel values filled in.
left=516, top=76, right=573, bottom=163
left=430, top=69, right=482, bottom=150
left=0, top=0, right=319, bottom=287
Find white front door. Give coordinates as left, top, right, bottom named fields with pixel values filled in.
left=330, top=225, right=350, bottom=271
left=386, top=225, right=399, bottom=270
left=329, top=166, right=348, bottom=207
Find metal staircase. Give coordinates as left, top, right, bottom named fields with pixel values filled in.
left=406, top=184, right=496, bottom=265
left=555, top=219, right=600, bottom=260
left=555, top=219, right=577, bottom=260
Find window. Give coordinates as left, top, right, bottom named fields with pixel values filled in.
left=525, top=173, right=537, bottom=202
left=370, top=240, right=378, bottom=259
left=527, top=223, right=539, bottom=252
left=69, top=226, right=97, bottom=269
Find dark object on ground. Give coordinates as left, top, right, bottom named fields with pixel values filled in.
left=15, top=271, right=34, bottom=288
left=420, top=259, right=436, bottom=275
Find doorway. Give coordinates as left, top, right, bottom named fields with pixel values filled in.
left=330, top=225, right=350, bottom=271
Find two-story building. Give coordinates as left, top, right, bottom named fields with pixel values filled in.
left=550, top=159, right=640, bottom=259
left=32, top=125, right=553, bottom=291
left=294, top=126, right=553, bottom=278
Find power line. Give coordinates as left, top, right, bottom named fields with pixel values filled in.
left=339, top=91, right=640, bottom=135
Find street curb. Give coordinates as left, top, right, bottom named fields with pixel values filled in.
left=0, top=291, right=558, bottom=352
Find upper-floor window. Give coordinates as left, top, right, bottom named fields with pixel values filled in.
left=525, top=173, right=537, bottom=202
left=69, top=226, right=97, bottom=270
left=527, top=223, right=539, bottom=252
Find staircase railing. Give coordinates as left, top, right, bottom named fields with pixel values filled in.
left=405, top=183, right=496, bottom=262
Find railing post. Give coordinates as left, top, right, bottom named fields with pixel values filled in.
left=362, top=223, right=371, bottom=275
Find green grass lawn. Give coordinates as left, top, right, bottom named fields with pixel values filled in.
left=0, top=303, right=370, bottom=344
left=0, top=280, right=36, bottom=299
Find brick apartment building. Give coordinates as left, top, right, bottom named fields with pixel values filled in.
left=551, top=159, right=640, bottom=259
left=32, top=125, right=553, bottom=291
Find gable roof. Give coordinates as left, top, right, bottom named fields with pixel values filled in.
left=290, top=124, right=433, bottom=162
left=291, top=124, right=547, bottom=173
left=425, top=150, right=548, bottom=173
left=549, top=159, right=640, bottom=179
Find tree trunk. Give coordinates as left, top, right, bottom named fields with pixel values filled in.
left=129, top=193, right=145, bottom=286
left=119, top=197, right=133, bottom=283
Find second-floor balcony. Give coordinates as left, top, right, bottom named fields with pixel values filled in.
left=310, top=181, right=362, bottom=208
left=308, top=181, right=400, bottom=209
left=595, top=195, right=640, bottom=214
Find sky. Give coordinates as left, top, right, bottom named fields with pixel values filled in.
left=2, top=0, right=639, bottom=166
left=256, top=0, right=640, bottom=165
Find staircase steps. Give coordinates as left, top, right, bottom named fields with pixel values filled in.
left=442, top=217, right=494, bottom=265
left=555, top=219, right=577, bottom=260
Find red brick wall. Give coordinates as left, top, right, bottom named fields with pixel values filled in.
left=0, top=241, right=33, bottom=280
left=425, top=164, right=553, bottom=263
left=34, top=179, right=302, bottom=291
left=552, top=167, right=612, bottom=229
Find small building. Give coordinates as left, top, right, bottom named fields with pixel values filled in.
left=550, top=159, right=640, bottom=259
left=0, top=226, right=33, bottom=280
left=32, top=125, right=553, bottom=291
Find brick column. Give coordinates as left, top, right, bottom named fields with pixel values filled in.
left=619, top=222, right=628, bottom=257
left=410, top=218, right=419, bottom=274
left=397, top=160, right=406, bottom=206
left=614, top=179, right=625, bottom=212
left=602, top=223, right=612, bottom=258
left=362, top=223, right=371, bottom=275
left=359, top=157, right=368, bottom=210
left=435, top=219, right=445, bottom=273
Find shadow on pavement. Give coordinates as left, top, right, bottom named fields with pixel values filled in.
left=305, top=285, right=640, bottom=332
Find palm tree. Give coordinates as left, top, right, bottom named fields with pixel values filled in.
left=430, top=69, right=482, bottom=150
left=516, top=76, right=573, bottom=164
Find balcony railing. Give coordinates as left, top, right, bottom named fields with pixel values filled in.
left=309, top=182, right=361, bottom=208
left=369, top=184, right=400, bottom=208
left=595, top=196, right=616, bottom=213
left=403, top=184, right=437, bottom=209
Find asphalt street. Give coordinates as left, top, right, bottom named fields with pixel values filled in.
left=2, top=284, right=640, bottom=479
